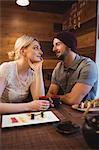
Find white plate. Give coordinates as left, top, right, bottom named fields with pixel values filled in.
left=1, top=111, right=60, bottom=128
left=72, top=104, right=99, bottom=112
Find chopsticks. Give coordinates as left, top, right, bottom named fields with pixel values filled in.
left=82, top=105, right=91, bottom=118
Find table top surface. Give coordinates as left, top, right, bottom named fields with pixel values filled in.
left=0, top=104, right=98, bottom=150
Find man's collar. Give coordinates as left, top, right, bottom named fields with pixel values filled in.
left=63, top=54, right=81, bottom=71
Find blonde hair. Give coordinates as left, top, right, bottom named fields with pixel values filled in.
left=8, top=35, right=37, bottom=60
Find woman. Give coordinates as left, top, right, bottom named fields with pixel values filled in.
left=0, top=35, right=50, bottom=114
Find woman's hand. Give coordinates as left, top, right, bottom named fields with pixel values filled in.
left=28, top=100, right=50, bottom=111
left=29, top=59, right=43, bottom=71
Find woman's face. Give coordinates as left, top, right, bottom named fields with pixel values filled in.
left=24, top=40, right=43, bottom=64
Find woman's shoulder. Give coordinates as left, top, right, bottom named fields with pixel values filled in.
left=0, top=61, right=15, bottom=66
left=0, top=61, right=16, bottom=72
left=0, top=62, right=9, bottom=70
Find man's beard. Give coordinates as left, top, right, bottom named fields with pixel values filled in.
left=57, top=51, right=68, bottom=61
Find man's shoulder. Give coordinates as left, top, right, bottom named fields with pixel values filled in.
left=78, top=55, right=96, bottom=66
left=84, top=57, right=96, bottom=66
left=55, top=61, right=63, bottom=69
left=77, top=56, right=97, bottom=75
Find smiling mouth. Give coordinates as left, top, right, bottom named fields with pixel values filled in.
left=37, top=55, right=43, bottom=61
left=37, top=55, right=42, bottom=59
left=29, top=56, right=42, bottom=64
left=56, top=52, right=60, bottom=57
left=37, top=55, right=41, bottom=57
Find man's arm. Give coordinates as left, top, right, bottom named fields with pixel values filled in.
left=47, top=83, right=59, bottom=97
left=47, top=82, right=92, bottom=105
left=60, top=82, right=92, bottom=105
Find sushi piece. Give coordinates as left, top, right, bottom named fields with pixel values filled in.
left=78, top=102, right=84, bottom=109
left=84, top=100, right=91, bottom=108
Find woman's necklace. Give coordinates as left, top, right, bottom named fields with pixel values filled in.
left=19, top=72, right=28, bottom=82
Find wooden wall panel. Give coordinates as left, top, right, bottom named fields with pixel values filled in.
left=63, top=1, right=97, bottom=61
left=43, top=59, right=59, bottom=69
left=80, top=1, right=96, bottom=24
left=0, top=1, right=63, bottom=63
left=63, top=1, right=96, bottom=29
left=77, top=31, right=96, bottom=48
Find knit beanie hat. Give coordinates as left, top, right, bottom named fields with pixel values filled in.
left=55, top=31, right=77, bottom=52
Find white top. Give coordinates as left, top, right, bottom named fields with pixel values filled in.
left=0, top=61, right=35, bottom=103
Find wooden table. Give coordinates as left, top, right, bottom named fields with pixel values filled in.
left=0, top=104, right=96, bottom=150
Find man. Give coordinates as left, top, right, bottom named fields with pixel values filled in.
left=47, top=31, right=98, bottom=105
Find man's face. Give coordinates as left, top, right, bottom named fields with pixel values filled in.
left=53, top=38, right=69, bottom=60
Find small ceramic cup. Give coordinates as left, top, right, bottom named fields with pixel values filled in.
left=39, top=96, right=49, bottom=101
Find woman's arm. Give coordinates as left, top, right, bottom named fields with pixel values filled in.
left=30, top=62, right=45, bottom=99
left=0, top=74, right=49, bottom=114
left=0, top=76, right=48, bottom=114
left=0, top=100, right=50, bottom=114
left=0, top=102, right=31, bottom=114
